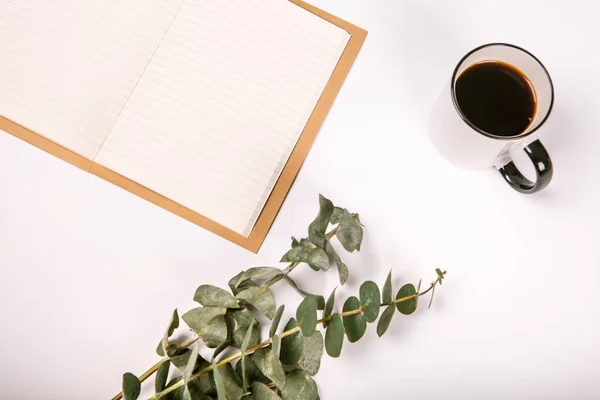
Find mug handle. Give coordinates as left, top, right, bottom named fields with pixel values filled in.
left=497, top=139, right=553, bottom=194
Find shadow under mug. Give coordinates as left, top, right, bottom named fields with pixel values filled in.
left=429, top=43, right=554, bottom=194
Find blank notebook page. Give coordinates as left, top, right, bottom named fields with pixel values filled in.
left=0, top=0, right=183, bottom=160
left=95, top=0, right=350, bottom=236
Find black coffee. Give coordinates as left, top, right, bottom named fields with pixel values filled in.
left=455, top=61, right=536, bottom=137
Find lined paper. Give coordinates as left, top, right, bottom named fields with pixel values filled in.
left=96, top=0, right=350, bottom=236
left=0, top=0, right=182, bottom=159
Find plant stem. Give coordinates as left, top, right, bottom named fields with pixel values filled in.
left=149, top=277, right=441, bottom=400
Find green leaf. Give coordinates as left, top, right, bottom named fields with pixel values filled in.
left=377, top=304, right=395, bottom=337
left=240, top=322, right=254, bottom=392
left=182, top=307, right=227, bottom=334
left=217, top=363, right=244, bottom=400
left=336, top=209, right=363, bottom=252
left=281, top=370, right=318, bottom=400
left=270, top=305, right=285, bottom=337
left=296, top=296, right=318, bottom=337
left=282, top=276, right=325, bottom=310
left=324, top=241, right=348, bottom=285
left=206, top=317, right=228, bottom=349
left=237, top=355, right=270, bottom=386
left=342, top=296, right=366, bottom=343
left=251, top=382, right=282, bottom=400
left=325, top=314, right=344, bottom=357
left=298, top=331, right=323, bottom=376
left=236, top=286, right=276, bottom=319
left=194, top=285, right=240, bottom=308
left=271, top=336, right=286, bottom=389
left=308, top=194, right=334, bottom=248
left=359, top=281, right=381, bottom=323
left=184, top=342, right=199, bottom=386
left=122, top=373, right=141, bottom=400
left=280, top=318, right=303, bottom=365
left=253, top=347, right=286, bottom=390
left=396, top=284, right=417, bottom=315
left=161, top=377, right=208, bottom=400
left=330, top=207, right=344, bottom=225
left=382, top=270, right=393, bottom=304
left=155, top=361, right=170, bottom=394
left=228, top=309, right=260, bottom=349
left=322, top=288, right=336, bottom=329
left=160, top=309, right=180, bottom=357
left=212, top=359, right=226, bottom=400
left=170, top=349, right=209, bottom=373
left=280, top=246, right=329, bottom=271
left=157, top=341, right=179, bottom=357
left=230, top=268, right=284, bottom=290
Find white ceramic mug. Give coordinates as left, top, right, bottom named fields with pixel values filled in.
left=429, top=43, right=554, bottom=193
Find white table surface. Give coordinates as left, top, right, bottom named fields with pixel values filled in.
left=2, top=0, right=600, bottom=399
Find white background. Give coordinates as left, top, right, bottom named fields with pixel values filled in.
left=1, top=0, right=599, bottom=399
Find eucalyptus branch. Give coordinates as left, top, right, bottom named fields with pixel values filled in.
left=149, top=277, right=442, bottom=400
left=116, top=196, right=448, bottom=400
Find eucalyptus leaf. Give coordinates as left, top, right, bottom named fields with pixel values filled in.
left=217, top=363, right=244, bottom=400
left=396, top=284, right=417, bottom=315
left=253, top=347, right=286, bottom=390
left=162, top=377, right=207, bottom=400
left=376, top=304, right=395, bottom=337
left=184, top=342, right=199, bottom=385
left=325, top=314, right=344, bottom=357
left=336, top=209, right=363, bottom=252
left=271, top=336, right=286, bottom=388
left=251, top=382, right=282, bottom=400
left=122, top=373, right=141, bottom=400
left=281, top=370, right=318, bottom=400
left=194, top=285, right=240, bottom=308
left=171, top=349, right=209, bottom=373
left=270, top=305, right=285, bottom=337
left=280, top=318, right=303, bottom=365
left=382, top=270, right=393, bottom=304
left=155, top=361, right=170, bottom=394
left=212, top=359, right=226, bottom=400
left=203, top=316, right=228, bottom=348
left=322, top=287, right=336, bottom=329
left=231, top=267, right=284, bottom=290
left=157, top=309, right=179, bottom=357
left=240, top=322, right=254, bottom=392
left=324, top=241, right=348, bottom=285
left=308, top=194, right=334, bottom=248
left=296, top=296, right=318, bottom=337
left=298, top=330, right=323, bottom=376
left=182, top=307, right=227, bottom=334
left=157, top=341, right=179, bottom=357
left=228, top=309, right=260, bottom=349
left=342, top=296, right=366, bottom=343
left=282, top=276, right=325, bottom=310
left=330, top=207, right=344, bottom=225
left=359, top=281, right=381, bottom=323
left=236, top=286, right=276, bottom=319
left=280, top=246, right=329, bottom=271
left=237, top=355, right=270, bottom=386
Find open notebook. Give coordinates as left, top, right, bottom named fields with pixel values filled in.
left=0, top=0, right=366, bottom=252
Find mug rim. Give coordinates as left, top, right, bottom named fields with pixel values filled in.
left=450, top=42, right=555, bottom=141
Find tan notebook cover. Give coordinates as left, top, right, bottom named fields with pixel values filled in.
left=0, top=0, right=366, bottom=253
